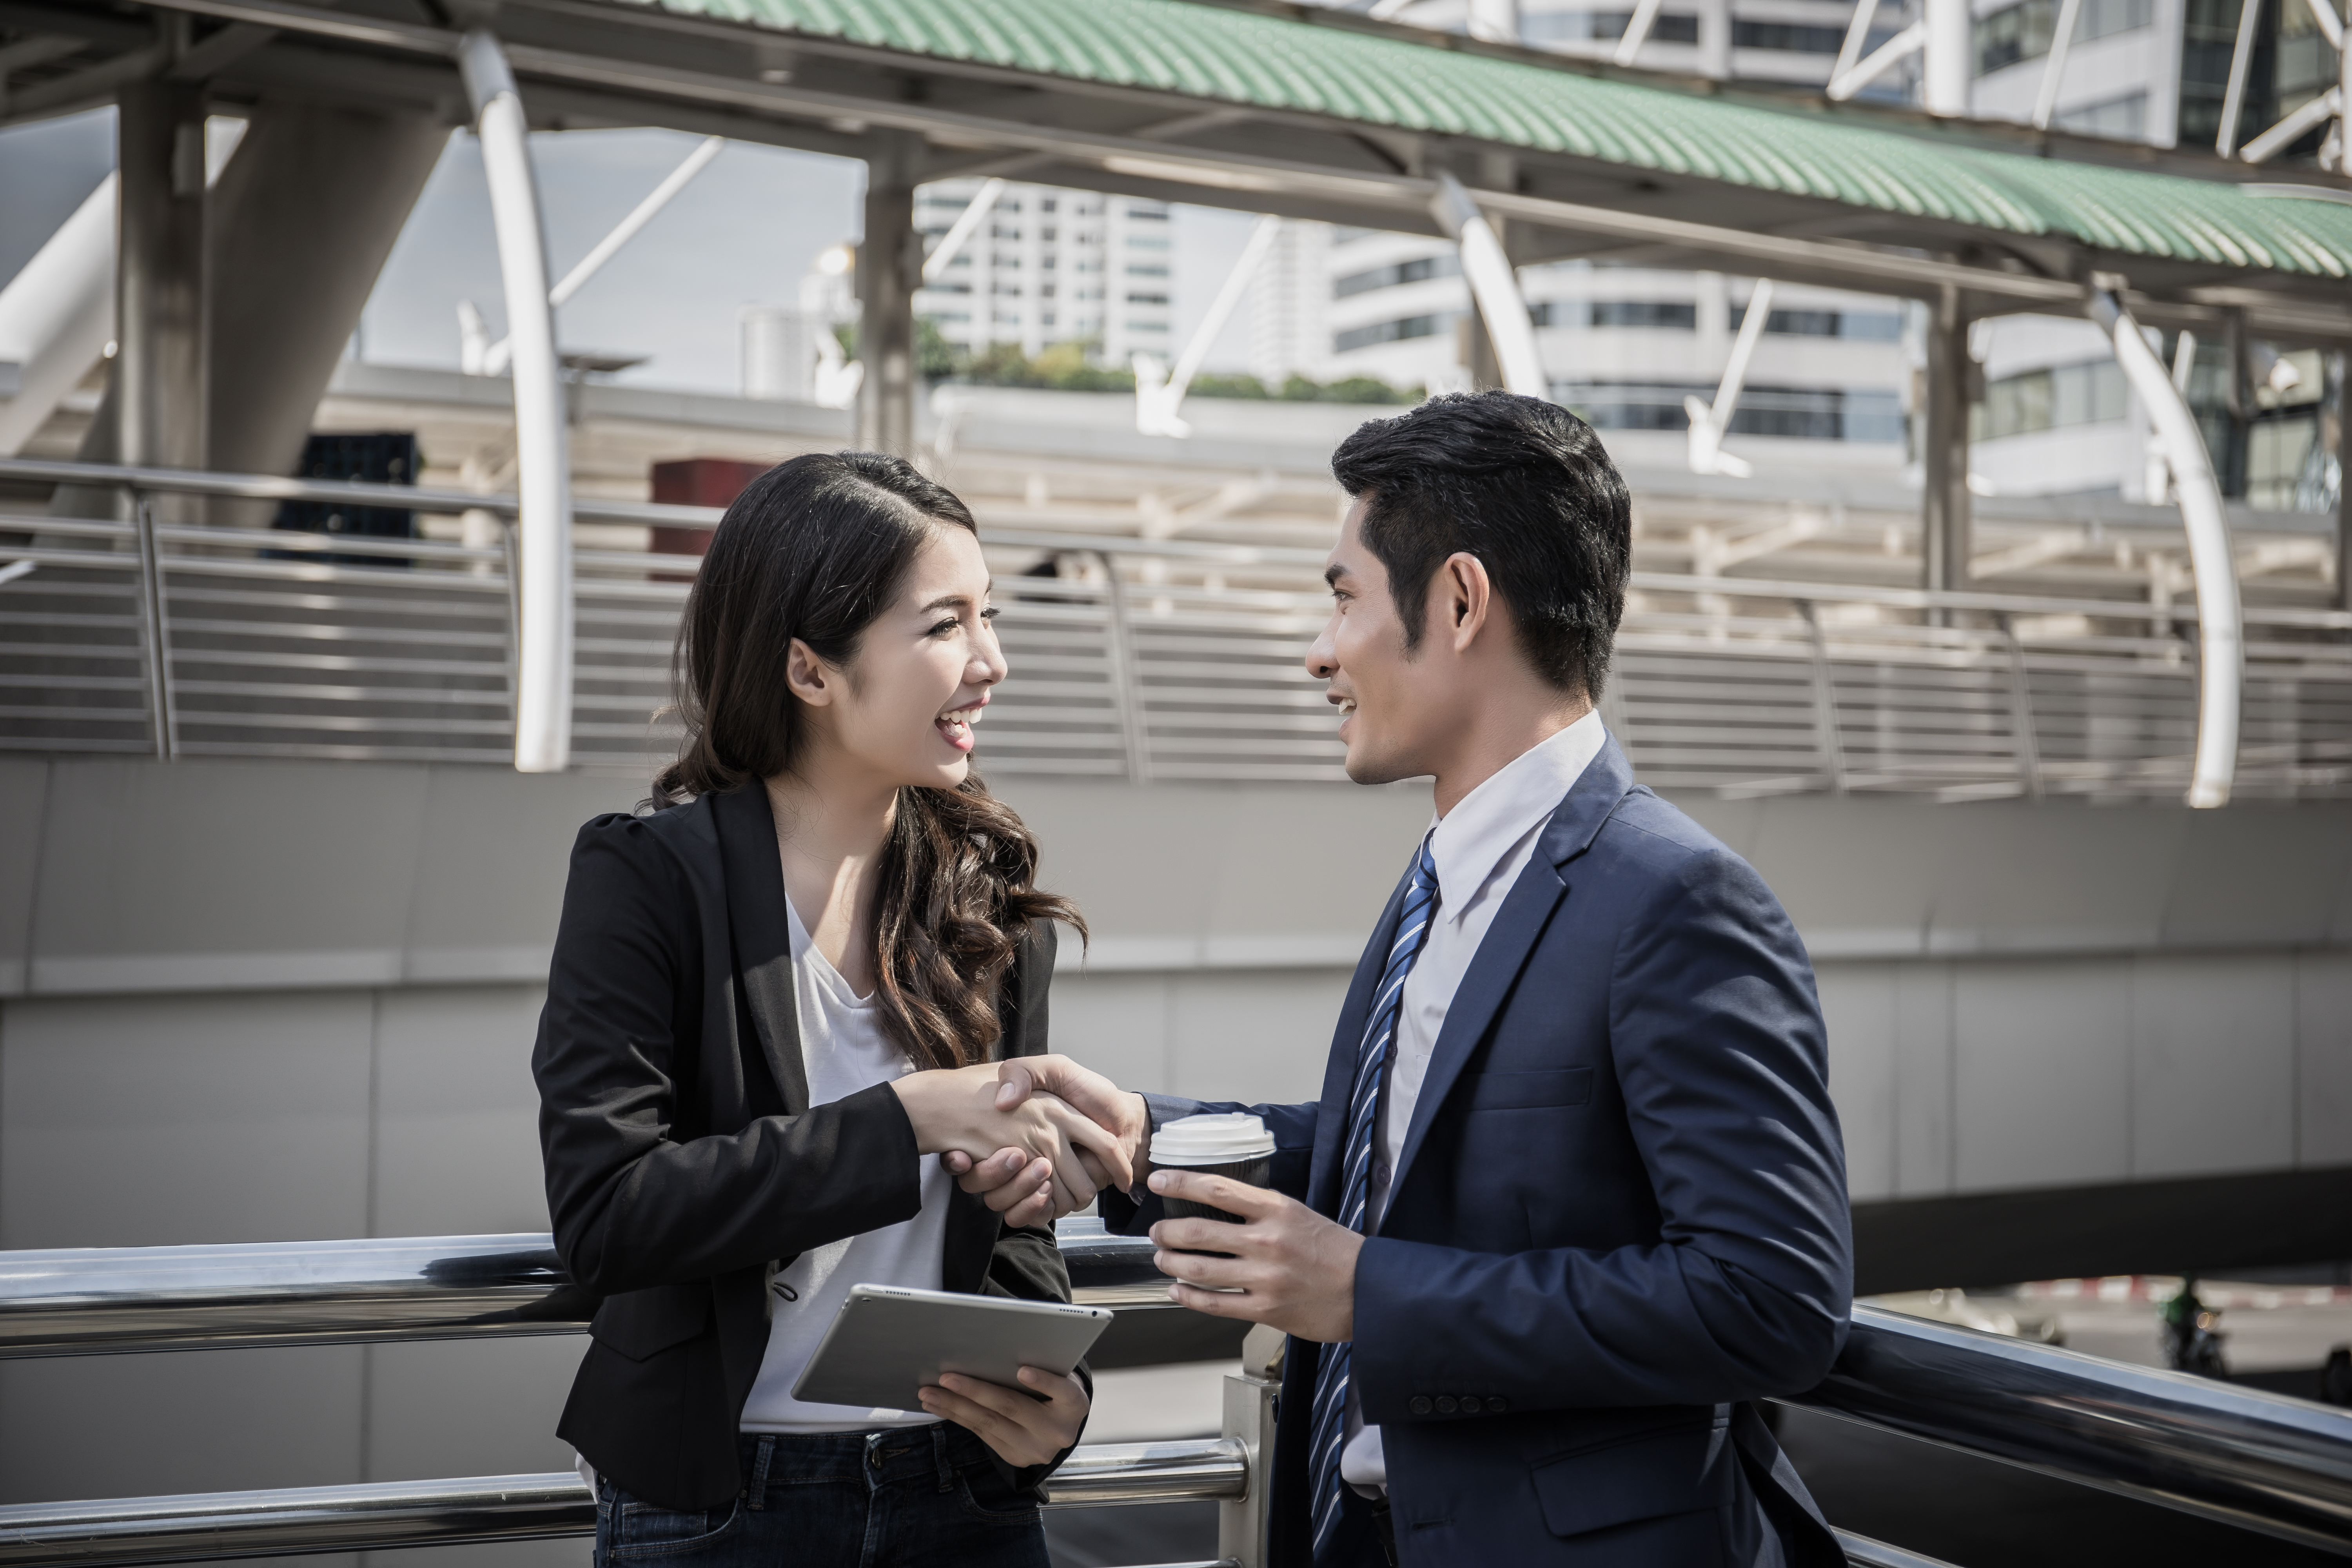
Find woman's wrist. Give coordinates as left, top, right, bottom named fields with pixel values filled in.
left=887, top=1071, right=950, bottom=1154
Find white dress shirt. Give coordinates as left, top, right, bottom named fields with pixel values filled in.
left=1339, top=710, right=1609, bottom=1489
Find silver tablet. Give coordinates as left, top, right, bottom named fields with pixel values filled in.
left=790, top=1284, right=1114, bottom=1412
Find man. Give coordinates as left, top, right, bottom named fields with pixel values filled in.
left=963, top=392, right=1852, bottom=1566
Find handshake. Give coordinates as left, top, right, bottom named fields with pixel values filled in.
left=892, top=1053, right=1149, bottom=1229
left=893, top=1055, right=1362, bottom=1343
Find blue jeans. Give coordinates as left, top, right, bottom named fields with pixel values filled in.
left=593, top=1425, right=1048, bottom=1568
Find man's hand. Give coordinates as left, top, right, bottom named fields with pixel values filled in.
left=1147, top=1169, right=1361, bottom=1343
left=917, top=1365, right=1089, bottom=1469
left=947, top=1056, right=1152, bottom=1228
left=892, top=1064, right=1126, bottom=1215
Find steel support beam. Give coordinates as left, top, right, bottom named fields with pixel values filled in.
left=1922, top=285, right=1972, bottom=601
left=0, top=173, right=113, bottom=457
left=114, top=74, right=209, bottom=492
left=1922, top=0, right=1972, bottom=114
left=2336, top=349, right=2351, bottom=611
left=2217, top=0, right=2263, bottom=155
left=857, top=148, right=919, bottom=457
left=2031, top=0, right=2083, bottom=128
left=205, top=101, right=447, bottom=520
left=1432, top=172, right=1546, bottom=399
left=2093, top=282, right=2242, bottom=807
left=459, top=31, right=572, bottom=775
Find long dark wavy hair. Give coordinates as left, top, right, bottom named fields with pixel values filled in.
left=653, top=452, right=1083, bottom=1071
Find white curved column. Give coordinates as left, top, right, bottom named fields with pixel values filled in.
left=459, top=31, right=572, bottom=774
left=2092, top=285, right=2241, bottom=808
left=1430, top=173, right=1546, bottom=400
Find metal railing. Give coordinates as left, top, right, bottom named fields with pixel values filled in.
left=0, top=1454, right=1941, bottom=1568
left=0, top=1222, right=1172, bottom=1358
left=6, top=457, right=2349, bottom=800
left=5, top=1225, right=2351, bottom=1565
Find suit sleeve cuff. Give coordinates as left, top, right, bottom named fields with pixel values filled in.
left=1098, top=1094, right=1203, bottom=1234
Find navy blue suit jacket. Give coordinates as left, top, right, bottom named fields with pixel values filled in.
left=1109, top=737, right=1853, bottom=1566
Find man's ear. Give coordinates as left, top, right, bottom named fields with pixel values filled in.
left=784, top=637, right=835, bottom=707
left=1439, top=552, right=1494, bottom=653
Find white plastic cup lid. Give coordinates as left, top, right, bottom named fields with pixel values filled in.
left=1151, top=1112, right=1275, bottom=1165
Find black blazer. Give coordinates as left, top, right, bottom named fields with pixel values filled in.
left=532, top=783, right=1073, bottom=1512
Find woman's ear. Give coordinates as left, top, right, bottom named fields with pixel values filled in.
left=784, top=637, right=836, bottom=707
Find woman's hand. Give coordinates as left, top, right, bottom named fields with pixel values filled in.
left=918, top=1366, right=1088, bottom=1470
left=892, top=1064, right=1133, bottom=1212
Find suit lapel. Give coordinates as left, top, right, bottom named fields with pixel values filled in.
left=1385, top=737, right=1638, bottom=1204
left=712, top=784, right=809, bottom=1116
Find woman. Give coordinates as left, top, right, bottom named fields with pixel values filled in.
left=533, top=452, right=1123, bottom=1568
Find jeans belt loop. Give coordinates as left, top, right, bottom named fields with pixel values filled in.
left=747, top=1434, right=774, bottom=1510
left=931, top=1422, right=954, bottom=1493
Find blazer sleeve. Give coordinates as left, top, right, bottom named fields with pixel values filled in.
left=979, top=918, right=1092, bottom=1491
left=1097, top=1092, right=1322, bottom=1235
left=1350, top=840, right=1853, bottom=1419
left=985, top=918, right=1079, bottom=1312
left=533, top=814, right=923, bottom=1298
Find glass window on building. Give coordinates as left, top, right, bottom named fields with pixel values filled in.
left=1732, top=20, right=1847, bottom=51
left=1727, top=305, right=1906, bottom=339
left=2055, top=91, right=2149, bottom=137
left=2178, top=0, right=2337, bottom=149
left=1973, top=360, right=2131, bottom=441
left=1523, top=8, right=1700, bottom=42
left=1334, top=313, right=1463, bottom=352
left=1334, top=254, right=1462, bottom=299
left=1977, top=0, right=2152, bottom=74
left=1532, top=300, right=1698, bottom=328
left=1552, top=382, right=1905, bottom=441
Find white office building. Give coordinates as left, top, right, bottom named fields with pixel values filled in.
left=1273, top=0, right=2339, bottom=509
left=911, top=180, right=1175, bottom=366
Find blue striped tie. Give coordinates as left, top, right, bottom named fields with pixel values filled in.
left=1307, top=832, right=1441, bottom=1563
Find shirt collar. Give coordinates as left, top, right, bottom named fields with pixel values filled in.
left=1425, top=711, right=1609, bottom=920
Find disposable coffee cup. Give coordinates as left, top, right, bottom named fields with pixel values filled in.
left=1151, top=1114, right=1276, bottom=1254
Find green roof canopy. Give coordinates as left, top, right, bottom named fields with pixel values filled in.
left=654, top=0, right=2352, bottom=283
left=43, top=0, right=2352, bottom=335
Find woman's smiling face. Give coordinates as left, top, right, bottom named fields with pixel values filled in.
left=788, top=523, right=1007, bottom=790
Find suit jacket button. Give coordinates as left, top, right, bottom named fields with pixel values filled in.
left=1488, top=1396, right=1509, bottom=1412
left=1409, top=1396, right=1433, bottom=1416
left=1435, top=1396, right=1459, bottom=1414
left=1460, top=1396, right=1483, bottom=1414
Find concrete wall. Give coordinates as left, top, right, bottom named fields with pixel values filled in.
left=4, top=755, right=2350, bottom=1549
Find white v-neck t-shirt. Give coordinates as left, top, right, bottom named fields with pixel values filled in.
left=736, top=898, right=955, bottom=1433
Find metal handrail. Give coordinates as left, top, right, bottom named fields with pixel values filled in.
left=0, top=1441, right=1247, bottom=1568
left=0, top=1221, right=1171, bottom=1359
left=1790, top=1303, right=2352, bottom=1556
left=8, top=1229, right=2352, bottom=1555
left=0, top=1473, right=595, bottom=1567
left=0, top=1465, right=1938, bottom=1568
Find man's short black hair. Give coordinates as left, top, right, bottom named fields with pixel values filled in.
left=1330, top=390, right=1631, bottom=699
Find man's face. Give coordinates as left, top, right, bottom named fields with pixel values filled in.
left=1305, top=497, right=1451, bottom=786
